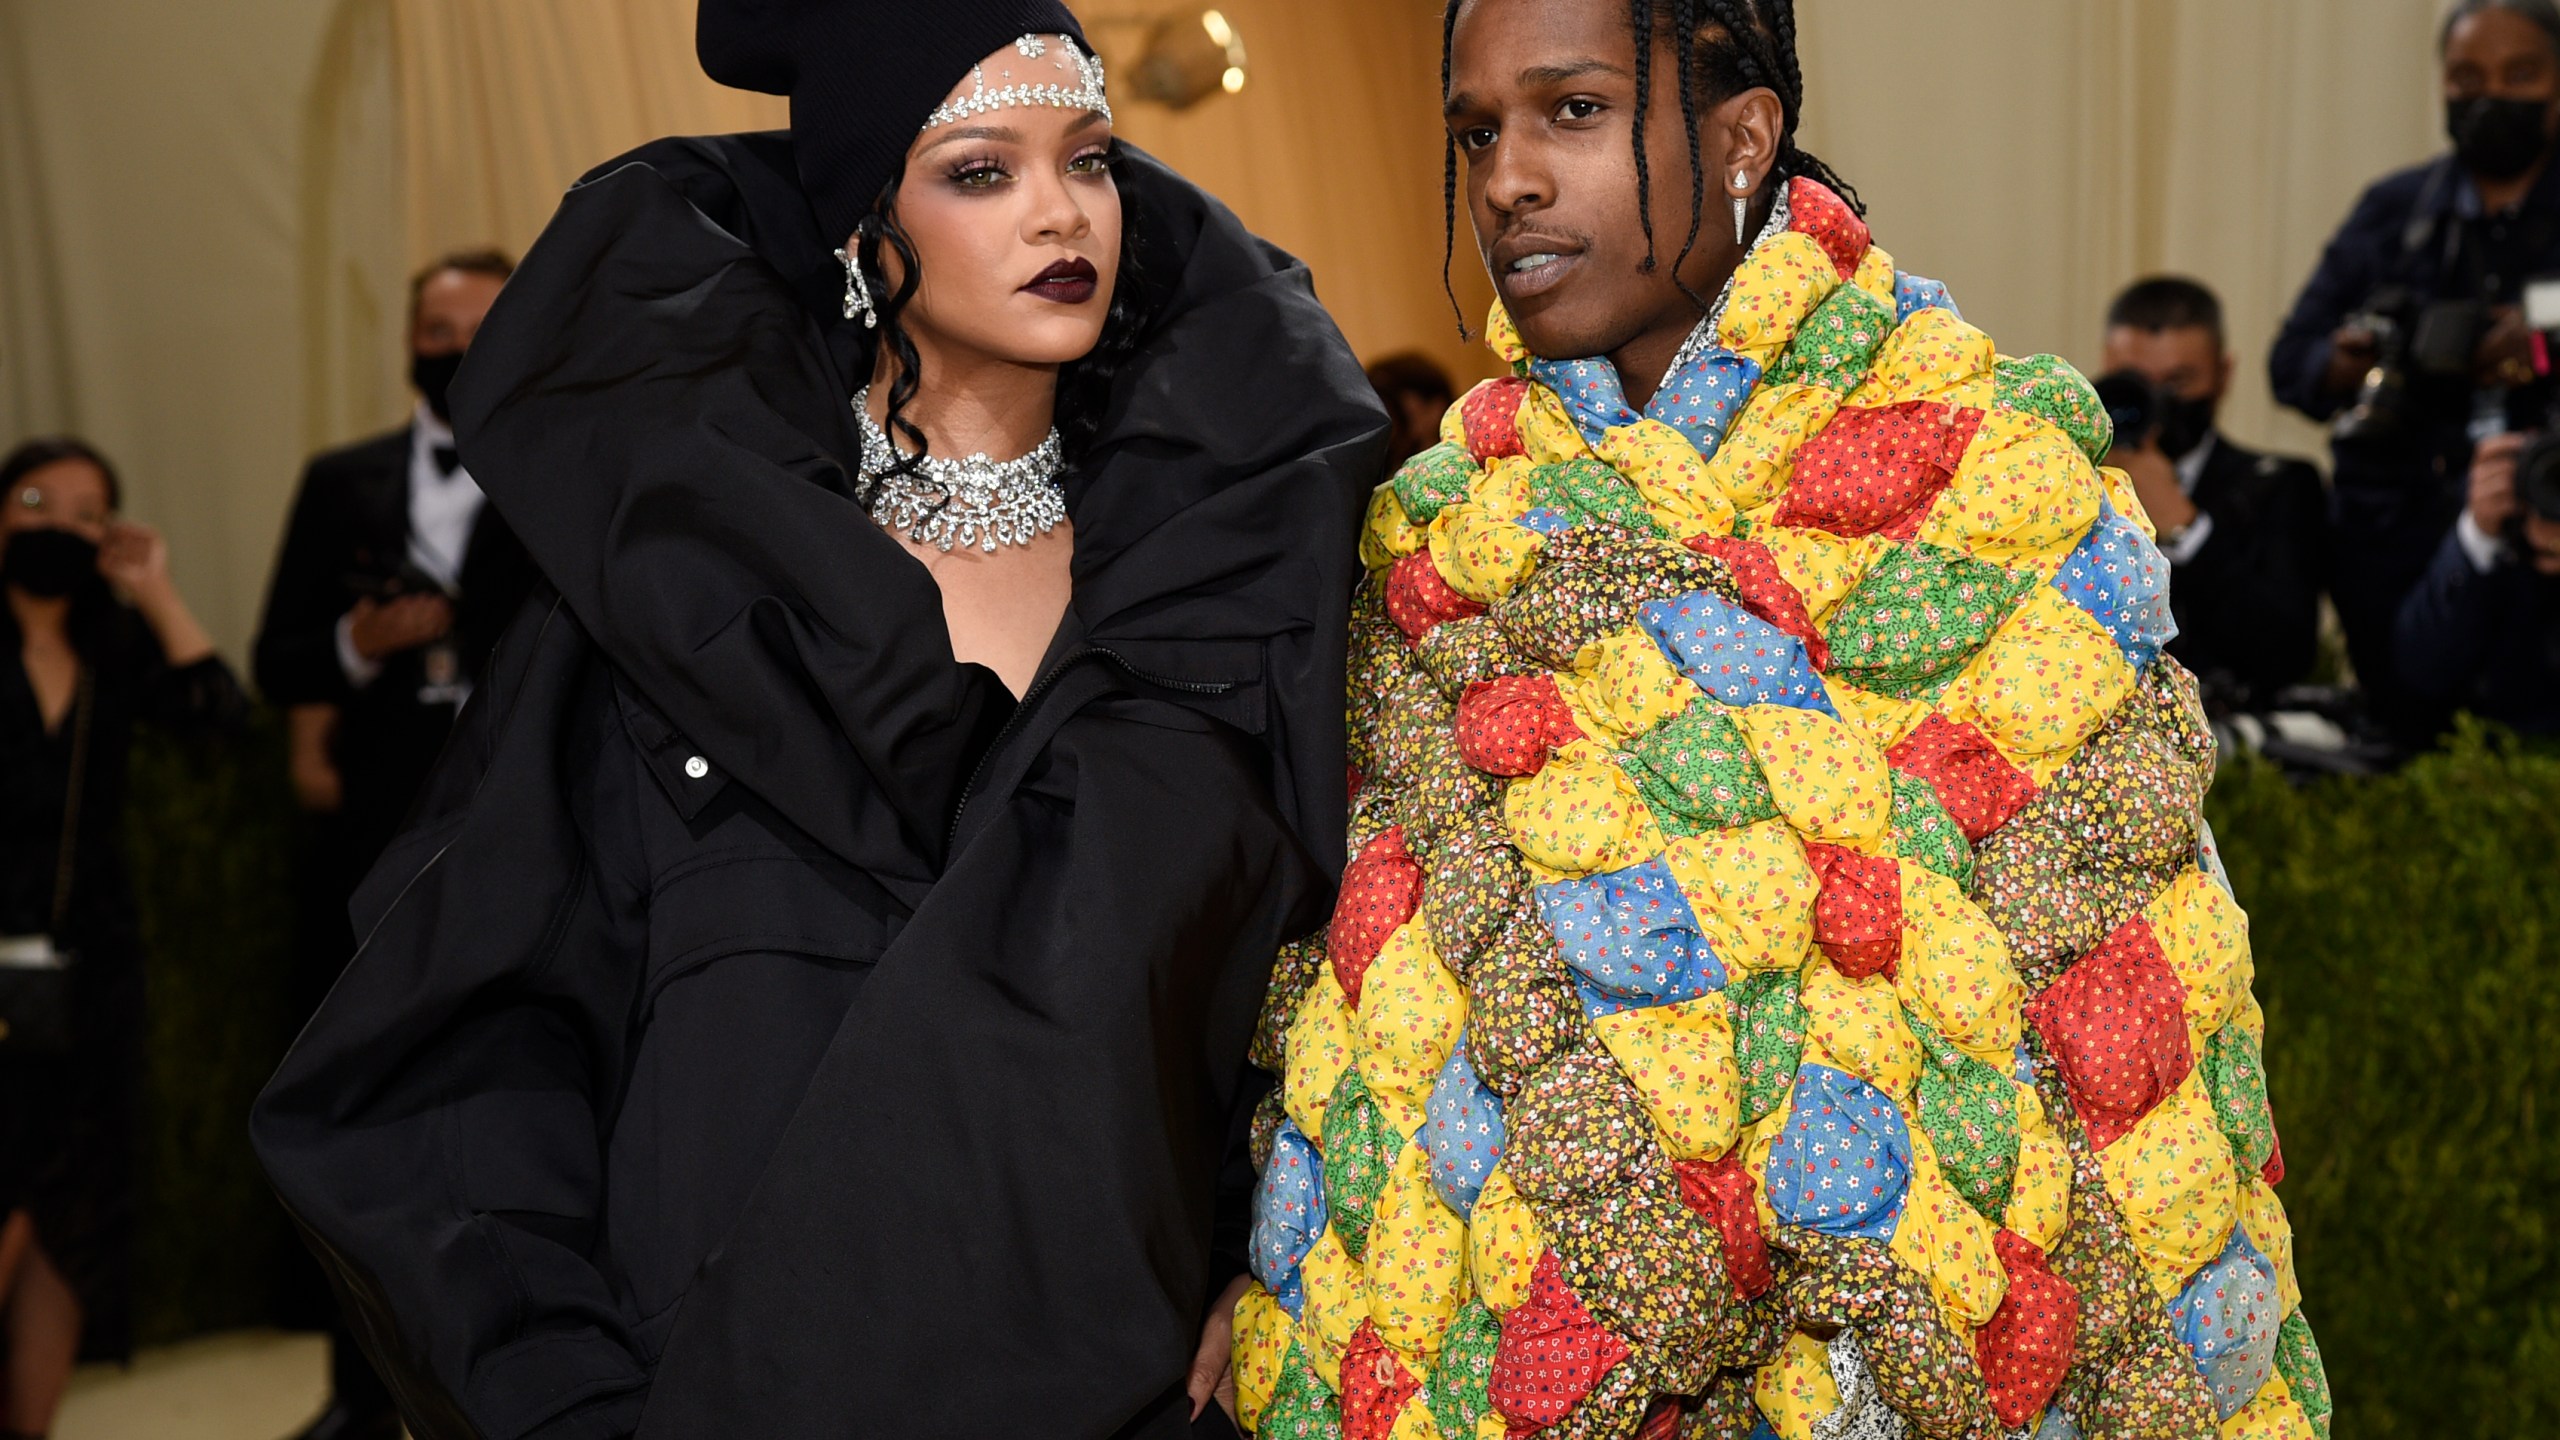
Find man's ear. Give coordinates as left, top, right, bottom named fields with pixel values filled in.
left=1722, top=88, right=1784, bottom=189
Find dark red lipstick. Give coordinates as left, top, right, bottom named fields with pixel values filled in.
left=1022, top=256, right=1100, bottom=305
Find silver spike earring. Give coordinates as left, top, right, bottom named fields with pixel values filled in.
left=833, top=244, right=876, bottom=328
left=1732, top=171, right=1751, bottom=246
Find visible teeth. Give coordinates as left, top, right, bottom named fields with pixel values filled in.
left=1512, top=253, right=1561, bottom=273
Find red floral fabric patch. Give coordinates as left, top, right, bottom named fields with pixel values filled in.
left=1787, top=175, right=1873, bottom=280
left=1330, top=827, right=1423, bottom=1009
left=2025, top=916, right=2195, bottom=1150
left=1463, top=377, right=1532, bottom=462
left=2263, top=1134, right=2286, bottom=1188
left=1489, top=1250, right=1632, bottom=1431
left=1685, top=534, right=1833, bottom=670
left=1976, top=1229, right=2080, bottom=1428
left=1635, top=1398, right=1687, bottom=1440
left=1774, top=402, right=1984, bottom=541
left=1341, top=1320, right=1422, bottom=1440
left=1456, top=674, right=1586, bottom=777
left=1674, top=1153, right=1775, bottom=1299
left=1804, top=843, right=1903, bottom=979
left=1385, top=552, right=1487, bottom=642
left=1886, top=714, right=2038, bottom=843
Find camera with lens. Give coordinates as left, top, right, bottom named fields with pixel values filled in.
left=2331, top=285, right=2495, bottom=446
left=2092, top=369, right=2216, bottom=460
left=2498, top=278, right=2560, bottom=538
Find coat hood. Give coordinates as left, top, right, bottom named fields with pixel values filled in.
left=451, top=132, right=1382, bottom=900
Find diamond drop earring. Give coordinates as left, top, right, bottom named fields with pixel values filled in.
left=833, top=243, right=876, bottom=328
left=1732, top=171, right=1751, bottom=246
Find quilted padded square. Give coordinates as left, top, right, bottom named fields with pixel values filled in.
left=1887, top=713, right=2038, bottom=842
left=1618, top=698, right=1781, bottom=837
left=1249, top=1119, right=1329, bottom=1317
left=1975, top=1229, right=2080, bottom=1428
left=1390, top=440, right=1476, bottom=525
left=1639, top=588, right=1837, bottom=715
left=1525, top=458, right=1672, bottom=539
left=2026, top=916, right=2196, bottom=1150
left=1763, top=1063, right=1914, bottom=1239
left=1489, top=1250, right=1633, bottom=1430
left=1328, top=827, right=1422, bottom=1009
left=1822, top=541, right=2033, bottom=699
left=2172, top=1228, right=2281, bottom=1422
left=1805, top=841, right=1902, bottom=978
left=1383, top=550, right=1485, bottom=642
left=1423, top=1040, right=1506, bottom=1217
left=1994, top=353, right=2114, bottom=465
left=1685, top=533, right=1833, bottom=668
left=1765, top=281, right=1898, bottom=394
left=1774, top=400, right=1985, bottom=540
left=1674, top=1152, right=1775, bottom=1298
left=1455, top=673, right=1584, bottom=777
left=2050, top=501, right=2177, bottom=670
left=1533, top=860, right=1725, bottom=1016
left=1788, top=174, right=1873, bottom=279
left=1461, top=376, right=1531, bottom=461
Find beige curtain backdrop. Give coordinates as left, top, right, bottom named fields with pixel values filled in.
left=0, top=0, right=2453, bottom=665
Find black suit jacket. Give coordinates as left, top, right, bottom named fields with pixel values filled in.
left=253, top=425, right=540, bottom=869
left=2163, top=434, right=2330, bottom=710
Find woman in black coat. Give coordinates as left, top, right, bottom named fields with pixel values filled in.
left=249, top=4, right=1384, bottom=1438
left=1, top=438, right=246, bottom=1431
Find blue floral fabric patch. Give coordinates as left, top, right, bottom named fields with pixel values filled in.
left=1533, top=858, right=1726, bottom=1019
left=1639, top=589, right=1839, bottom=717
left=1248, top=1119, right=1328, bottom=1319
left=1422, top=1039, right=1506, bottom=1216
left=2173, top=1226, right=2281, bottom=1421
left=1764, top=1063, right=1914, bottom=1240
left=2050, top=501, right=2178, bottom=669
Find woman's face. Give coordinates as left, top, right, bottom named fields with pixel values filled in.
left=4, top=459, right=112, bottom=544
left=878, top=39, right=1123, bottom=372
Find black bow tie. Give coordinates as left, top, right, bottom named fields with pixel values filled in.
left=432, top=445, right=462, bottom=477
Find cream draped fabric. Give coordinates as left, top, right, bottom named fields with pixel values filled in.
left=0, top=0, right=2448, bottom=663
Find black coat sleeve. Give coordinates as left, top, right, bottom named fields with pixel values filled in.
left=253, top=593, right=655, bottom=1440
left=2395, top=525, right=2505, bottom=702
left=254, top=457, right=360, bottom=706
left=2271, top=175, right=2399, bottom=422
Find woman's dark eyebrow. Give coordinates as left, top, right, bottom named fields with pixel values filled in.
left=920, top=123, right=1022, bottom=153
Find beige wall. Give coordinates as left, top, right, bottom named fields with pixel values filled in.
left=0, top=0, right=2452, bottom=667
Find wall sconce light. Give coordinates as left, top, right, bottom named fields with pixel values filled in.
left=1125, top=9, right=1248, bottom=110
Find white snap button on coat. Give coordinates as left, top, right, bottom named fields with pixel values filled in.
left=684, top=755, right=710, bottom=780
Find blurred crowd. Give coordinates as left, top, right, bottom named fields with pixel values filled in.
left=2, top=2, right=2559, bottom=1436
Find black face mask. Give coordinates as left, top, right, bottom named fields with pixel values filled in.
left=2448, top=95, right=2556, bottom=181
left=2155, top=391, right=2217, bottom=461
left=411, top=349, right=466, bottom=422
left=1, top=528, right=100, bottom=599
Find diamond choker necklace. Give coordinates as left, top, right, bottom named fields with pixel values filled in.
left=851, top=387, right=1067, bottom=553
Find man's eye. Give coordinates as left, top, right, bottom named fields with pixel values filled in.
left=1457, top=126, right=1498, bottom=151
left=1560, top=99, right=1604, bottom=121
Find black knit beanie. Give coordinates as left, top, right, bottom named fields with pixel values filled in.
left=698, top=0, right=1091, bottom=246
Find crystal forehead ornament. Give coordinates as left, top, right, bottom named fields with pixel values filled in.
left=922, top=34, right=1111, bottom=132
left=851, top=387, right=1067, bottom=553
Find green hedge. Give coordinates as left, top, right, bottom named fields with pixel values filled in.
left=118, top=720, right=2560, bottom=1433
left=2208, top=725, right=2560, bottom=1438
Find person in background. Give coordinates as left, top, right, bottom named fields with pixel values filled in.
left=2271, top=0, right=2560, bottom=743
left=1365, top=350, right=1458, bottom=470
left=2396, top=429, right=2560, bottom=733
left=2102, top=277, right=2329, bottom=712
left=0, top=438, right=244, bottom=1440
left=249, top=249, right=537, bottom=1440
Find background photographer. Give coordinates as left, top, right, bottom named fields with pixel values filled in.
left=2271, top=0, right=2560, bottom=745
left=2397, top=429, right=2560, bottom=734
left=2101, top=278, right=2329, bottom=713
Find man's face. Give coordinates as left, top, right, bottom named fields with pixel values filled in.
left=2100, top=324, right=2231, bottom=410
left=2445, top=6, right=2560, bottom=148
left=1444, top=0, right=1765, bottom=373
left=410, top=268, right=506, bottom=358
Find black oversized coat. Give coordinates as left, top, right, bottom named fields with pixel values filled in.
left=250, top=133, right=1384, bottom=1440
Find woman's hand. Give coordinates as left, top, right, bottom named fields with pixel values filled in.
left=96, top=519, right=172, bottom=600
left=1187, top=1274, right=1252, bottom=1423
left=99, top=519, right=217, bottom=665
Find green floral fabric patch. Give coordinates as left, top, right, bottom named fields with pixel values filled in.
left=1890, top=771, right=1975, bottom=885
left=1767, top=282, right=1898, bottom=394
left=1728, top=969, right=1808, bottom=1124
left=1426, top=1300, right=1501, bottom=1439
left=2200, top=1021, right=2278, bottom=1175
left=1391, top=441, right=1476, bottom=525
left=1259, top=1338, right=1344, bottom=1438
left=1912, top=1020, right=2021, bottom=1224
left=1822, top=540, right=2033, bottom=699
left=1995, top=353, right=2113, bottom=463
left=2274, top=1310, right=2333, bottom=1440
left=1620, top=699, right=1782, bottom=837
left=1321, top=1067, right=1396, bottom=1263
left=1526, top=458, right=1672, bottom=540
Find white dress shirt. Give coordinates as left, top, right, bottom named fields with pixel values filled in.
left=334, top=402, right=490, bottom=687
left=2158, top=433, right=2219, bottom=566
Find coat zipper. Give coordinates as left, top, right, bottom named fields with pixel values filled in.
left=944, top=645, right=1238, bottom=852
